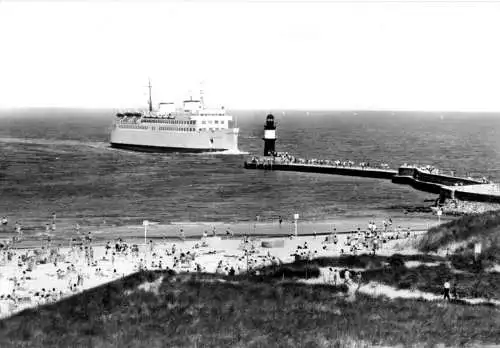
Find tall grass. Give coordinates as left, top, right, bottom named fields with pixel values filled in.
left=418, top=210, right=500, bottom=255
left=0, top=269, right=499, bottom=347
left=256, top=254, right=500, bottom=300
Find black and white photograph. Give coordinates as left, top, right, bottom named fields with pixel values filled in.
left=0, top=0, right=499, bottom=347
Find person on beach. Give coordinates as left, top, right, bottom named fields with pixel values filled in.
left=344, top=270, right=351, bottom=285
left=451, top=282, right=458, bottom=299
left=1, top=216, right=7, bottom=226
left=51, top=222, right=56, bottom=232
left=356, top=272, right=362, bottom=292
left=278, top=216, right=283, bottom=228
left=332, top=268, right=339, bottom=286
left=443, top=281, right=451, bottom=301
left=372, top=238, right=378, bottom=256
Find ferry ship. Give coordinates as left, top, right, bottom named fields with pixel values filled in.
left=110, top=81, right=239, bottom=152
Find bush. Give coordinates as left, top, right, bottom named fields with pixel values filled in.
left=388, top=254, right=405, bottom=269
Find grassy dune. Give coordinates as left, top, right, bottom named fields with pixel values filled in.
left=418, top=210, right=500, bottom=270
left=1, top=269, right=499, bottom=348
left=266, top=254, right=500, bottom=300
left=2, top=212, right=500, bottom=347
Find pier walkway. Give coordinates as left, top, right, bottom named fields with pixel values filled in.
left=244, top=157, right=500, bottom=204
left=244, top=160, right=397, bottom=179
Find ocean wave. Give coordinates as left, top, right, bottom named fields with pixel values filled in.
left=1, top=110, right=499, bottom=225
left=0, top=137, right=111, bottom=153
left=197, top=149, right=249, bottom=155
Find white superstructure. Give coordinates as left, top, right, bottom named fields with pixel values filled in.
left=110, top=81, right=239, bottom=152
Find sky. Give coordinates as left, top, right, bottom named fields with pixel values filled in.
left=1, top=0, right=500, bottom=111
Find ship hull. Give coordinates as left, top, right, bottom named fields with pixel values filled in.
left=110, top=143, right=226, bottom=153
left=109, top=127, right=239, bottom=153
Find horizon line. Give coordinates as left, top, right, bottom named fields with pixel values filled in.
left=1, top=106, right=500, bottom=114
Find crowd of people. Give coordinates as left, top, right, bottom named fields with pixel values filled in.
left=250, top=153, right=391, bottom=170
left=0, top=212, right=430, bottom=318
left=0, top=222, right=292, bottom=318
left=402, top=163, right=492, bottom=184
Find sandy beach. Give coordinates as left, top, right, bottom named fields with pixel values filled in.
left=0, top=215, right=434, bottom=319
left=0, top=214, right=449, bottom=249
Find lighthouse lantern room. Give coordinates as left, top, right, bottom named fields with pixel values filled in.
left=263, top=114, right=276, bottom=156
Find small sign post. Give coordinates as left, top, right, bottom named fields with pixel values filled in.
left=143, top=220, right=149, bottom=245
left=293, top=213, right=299, bottom=236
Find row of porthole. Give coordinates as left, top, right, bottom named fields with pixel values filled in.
left=143, top=120, right=196, bottom=125
left=156, top=127, right=197, bottom=132
left=201, top=120, right=225, bottom=125
left=118, top=125, right=148, bottom=130
left=117, top=126, right=224, bottom=132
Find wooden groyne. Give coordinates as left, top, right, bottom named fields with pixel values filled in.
left=244, top=158, right=500, bottom=204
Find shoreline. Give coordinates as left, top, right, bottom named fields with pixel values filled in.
left=0, top=230, right=426, bottom=319
left=1, top=214, right=451, bottom=249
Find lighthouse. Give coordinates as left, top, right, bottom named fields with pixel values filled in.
left=263, top=114, right=277, bottom=156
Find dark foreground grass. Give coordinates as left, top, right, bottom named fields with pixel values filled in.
left=0, top=270, right=499, bottom=348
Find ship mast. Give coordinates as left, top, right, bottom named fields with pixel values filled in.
left=200, top=81, right=205, bottom=108
left=147, top=78, right=153, bottom=112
